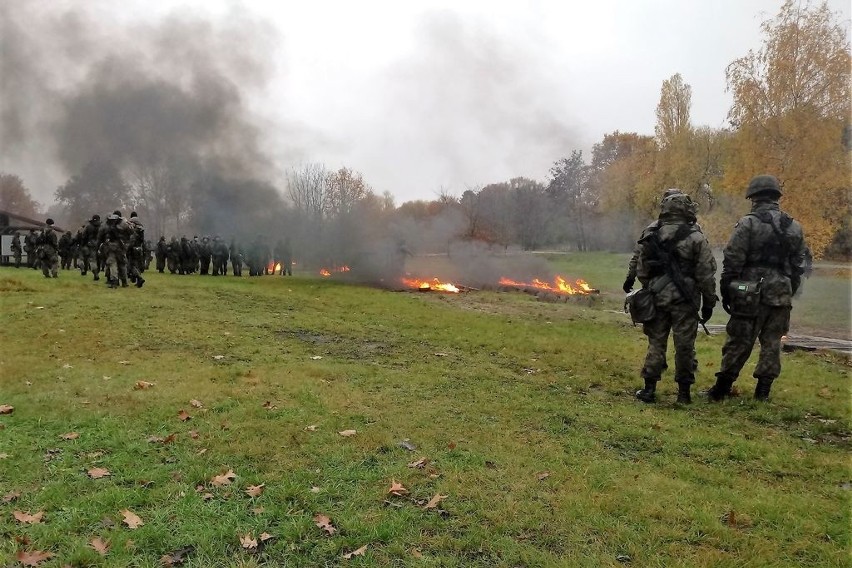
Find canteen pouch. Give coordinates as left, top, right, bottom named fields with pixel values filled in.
left=625, top=288, right=656, bottom=324
left=728, top=279, right=762, bottom=318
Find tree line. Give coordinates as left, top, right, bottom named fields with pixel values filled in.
left=1, top=1, right=849, bottom=259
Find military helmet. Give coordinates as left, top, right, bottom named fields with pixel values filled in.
left=107, top=213, right=120, bottom=221
left=662, top=188, right=683, bottom=199
left=91, top=214, right=101, bottom=223
left=113, top=210, right=122, bottom=216
left=746, top=175, right=782, bottom=199
left=46, top=218, right=54, bottom=226
left=660, top=193, right=698, bottom=218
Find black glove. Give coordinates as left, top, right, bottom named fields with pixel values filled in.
left=622, top=275, right=635, bottom=293
left=701, top=304, right=713, bottom=323
left=791, top=274, right=801, bottom=295
left=720, top=279, right=731, bottom=315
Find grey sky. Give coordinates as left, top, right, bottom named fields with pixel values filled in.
left=3, top=0, right=850, bottom=206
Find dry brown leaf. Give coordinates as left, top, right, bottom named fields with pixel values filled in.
left=0, top=453, right=8, bottom=459
left=411, top=548, right=423, bottom=558
left=0, top=404, right=14, bottom=414
left=338, top=429, right=357, bottom=437
left=252, top=506, right=265, bottom=514
left=146, top=435, right=164, bottom=443
left=211, top=469, right=237, bottom=487
left=160, top=545, right=195, bottom=566
left=818, top=387, right=831, bottom=398
left=240, top=534, right=258, bottom=550
left=387, top=480, right=408, bottom=497
left=189, top=430, right=200, bottom=439
left=407, top=457, right=428, bottom=469
left=245, top=484, right=265, bottom=497
left=15, top=550, right=55, bottom=566
left=304, top=424, right=318, bottom=431
left=201, top=493, right=214, bottom=501
left=447, top=441, right=456, bottom=450
left=13, top=510, right=45, bottom=524
left=259, top=532, right=274, bottom=542
left=342, top=544, right=368, bottom=559
left=537, top=471, right=551, bottom=481
left=262, top=400, right=276, bottom=410
left=134, top=381, right=155, bottom=390
left=121, top=509, right=144, bottom=529
left=424, top=494, right=448, bottom=509
left=190, top=399, right=203, bottom=408
left=3, top=490, right=21, bottom=503
left=177, top=410, right=192, bottom=422
left=89, top=537, right=110, bottom=555
left=313, top=513, right=337, bottom=536
left=61, top=432, right=80, bottom=440
left=88, top=467, right=111, bottom=479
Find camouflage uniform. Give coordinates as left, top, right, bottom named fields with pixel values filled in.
left=635, top=193, right=716, bottom=403
left=10, top=233, right=22, bottom=267
left=58, top=231, right=73, bottom=270
left=211, top=236, right=229, bottom=276
left=99, top=214, right=131, bottom=287
left=710, top=175, right=808, bottom=401
left=24, top=229, right=37, bottom=268
left=229, top=238, right=242, bottom=276
left=79, top=216, right=102, bottom=280
left=155, top=236, right=167, bottom=273
left=199, top=236, right=212, bottom=275
left=39, top=221, right=60, bottom=278
left=126, top=214, right=145, bottom=287
left=166, top=237, right=181, bottom=274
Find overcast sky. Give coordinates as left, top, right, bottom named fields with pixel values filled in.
left=4, top=0, right=851, bottom=206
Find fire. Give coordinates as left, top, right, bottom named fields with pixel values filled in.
left=274, top=263, right=282, bottom=272
left=319, top=265, right=350, bottom=278
left=499, top=275, right=596, bottom=295
left=402, top=277, right=460, bottom=293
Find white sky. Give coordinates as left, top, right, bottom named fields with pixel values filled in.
left=15, top=0, right=852, bottom=204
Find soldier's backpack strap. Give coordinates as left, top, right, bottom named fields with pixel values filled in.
left=748, top=210, right=794, bottom=272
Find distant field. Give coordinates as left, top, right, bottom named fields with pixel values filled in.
left=0, top=263, right=848, bottom=567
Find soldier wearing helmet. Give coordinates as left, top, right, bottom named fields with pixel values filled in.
left=633, top=191, right=717, bottom=404
left=79, top=214, right=102, bottom=280
left=708, top=175, right=809, bottom=401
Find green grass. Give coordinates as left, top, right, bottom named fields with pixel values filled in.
left=0, top=263, right=849, bottom=567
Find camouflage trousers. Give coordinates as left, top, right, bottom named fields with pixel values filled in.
left=13, top=251, right=21, bottom=267
left=718, top=305, right=791, bottom=382
left=40, top=248, right=59, bottom=278
left=105, top=249, right=128, bottom=285
left=641, top=304, right=698, bottom=384
left=79, top=246, right=99, bottom=277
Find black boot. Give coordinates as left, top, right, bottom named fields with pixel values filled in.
left=136, top=276, right=145, bottom=288
left=754, top=377, right=774, bottom=401
left=635, top=379, right=657, bottom=403
left=676, top=382, right=692, bottom=404
left=708, top=374, right=734, bottom=402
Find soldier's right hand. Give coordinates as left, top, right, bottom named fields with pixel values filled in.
left=622, top=276, right=635, bottom=294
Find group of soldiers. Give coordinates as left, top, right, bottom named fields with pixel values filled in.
left=152, top=235, right=293, bottom=277
left=623, top=174, right=808, bottom=404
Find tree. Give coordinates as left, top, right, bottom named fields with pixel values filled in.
left=510, top=177, right=551, bottom=251
left=655, top=73, right=692, bottom=148
left=0, top=173, right=40, bottom=217
left=324, top=167, right=371, bottom=217
left=54, top=161, right=131, bottom=225
left=287, top=164, right=327, bottom=221
left=725, top=0, right=851, bottom=256
left=548, top=151, right=596, bottom=250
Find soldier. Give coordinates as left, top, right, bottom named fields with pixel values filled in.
left=79, top=215, right=102, bottom=281
left=126, top=211, right=145, bottom=287
left=24, top=229, right=37, bottom=268
left=10, top=232, right=22, bottom=268
left=199, top=236, right=212, bottom=275
left=634, top=192, right=716, bottom=404
left=39, top=219, right=60, bottom=278
left=179, top=236, right=193, bottom=275
left=58, top=230, right=73, bottom=270
left=155, top=236, right=167, bottom=273
left=708, top=175, right=808, bottom=401
left=280, top=237, right=293, bottom=276
left=229, top=237, right=242, bottom=276
left=99, top=213, right=130, bottom=288
left=166, top=236, right=181, bottom=274
left=211, top=235, right=229, bottom=276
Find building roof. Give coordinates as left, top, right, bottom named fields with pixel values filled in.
left=0, top=209, right=65, bottom=233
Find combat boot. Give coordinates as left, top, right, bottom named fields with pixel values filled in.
left=707, top=374, right=734, bottom=402
left=93, top=274, right=99, bottom=281
left=754, top=377, right=774, bottom=401
left=136, top=276, right=145, bottom=288
left=635, top=379, right=657, bottom=403
left=107, top=279, right=117, bottom=289
left=676, top=382, right=692, bottom=405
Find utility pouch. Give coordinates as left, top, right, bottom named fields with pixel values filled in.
left=728, top=279, right=762, bottom=318
left=625, top=288, right=656, bottom=324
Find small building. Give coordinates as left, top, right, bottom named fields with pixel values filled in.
left=0, top=209, right=65, bottom=265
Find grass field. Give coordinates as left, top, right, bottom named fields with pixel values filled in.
left=0, top=258, right=849, bottom=567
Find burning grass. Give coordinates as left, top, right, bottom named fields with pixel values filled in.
left=0, top=265, right=848, bottom=566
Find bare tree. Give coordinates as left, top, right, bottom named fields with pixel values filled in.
left=287, top=163, right=327, bottom=221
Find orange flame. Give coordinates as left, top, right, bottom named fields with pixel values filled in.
left=402, top=277, right=460, bottom=293
left=320, top=268, right=331, bottom=277
left=319, top=265, right=350, bottom=277
left=499, top=275, right=595, bottom=295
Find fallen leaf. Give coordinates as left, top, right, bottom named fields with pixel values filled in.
left=310, top=486, right=321, bottom=493
left=537, top=471, right=551, bottom=481
left=177, top=410, right=192, bottom=421
left=121, top=509, right=144, bottom=529
left=160, top=545, right=194, bottom=566
left=252, top=506, right=265, bottom=514
left=260, top=532, right=274, bottom=542
left=162, top=433, right=177, bottom=444
left=201, top=493, right=214, bottom=501
left=197, top=448, right=207, bottom=455
left=0, top=453, right=8, bottom=459
left=61, top=432, right=80, bottom=440
left=305, top=425, right=318, bottom=431
left=62, top=363, right=73, bottom=369
left=398, top=439, right=416, bottom=451
left=387, top=480, right=408, bottom=497
left=189, top=430, right=199, bottom=439
left=411, top=548, right=423, bottom=558
left=338, top=429, right=357, bottom=437
left=211, top=469, right=237, bottom=487
left=262, top=400, right=276, bottom=410
left=342, top=544, right=368, bottom=559
left=13, top=510, right=45, bottom=524
left=310, top=355, right=323, bottom=360
left=15, top=550, right=55, bottom=566
left=0, top=404, right=13, bottom=414
left=3, top=490, right=21, bottom=503
left=240, top=534, right=258, bottom=550
left=14, top=535, right=30, bottom=545
left=146, top=435, right=165, bottom=443
left=189, top=399, right=203, bottom=408
left=245, top=484, right=265, bottom=497
left=818, top=387, right=831, bottom=398
left=89, top=537, right=110, bottom=555
left=447, top=441, right=456, bottom=450
left=424, top=494, right=448, bottom=509
left=134, top=381, right=155, bottom=390
left=88, top=467, right=111, bottom=479
left=313, top=513, right=337, bottom=535
left=407, top=457, right=428, bottom=469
